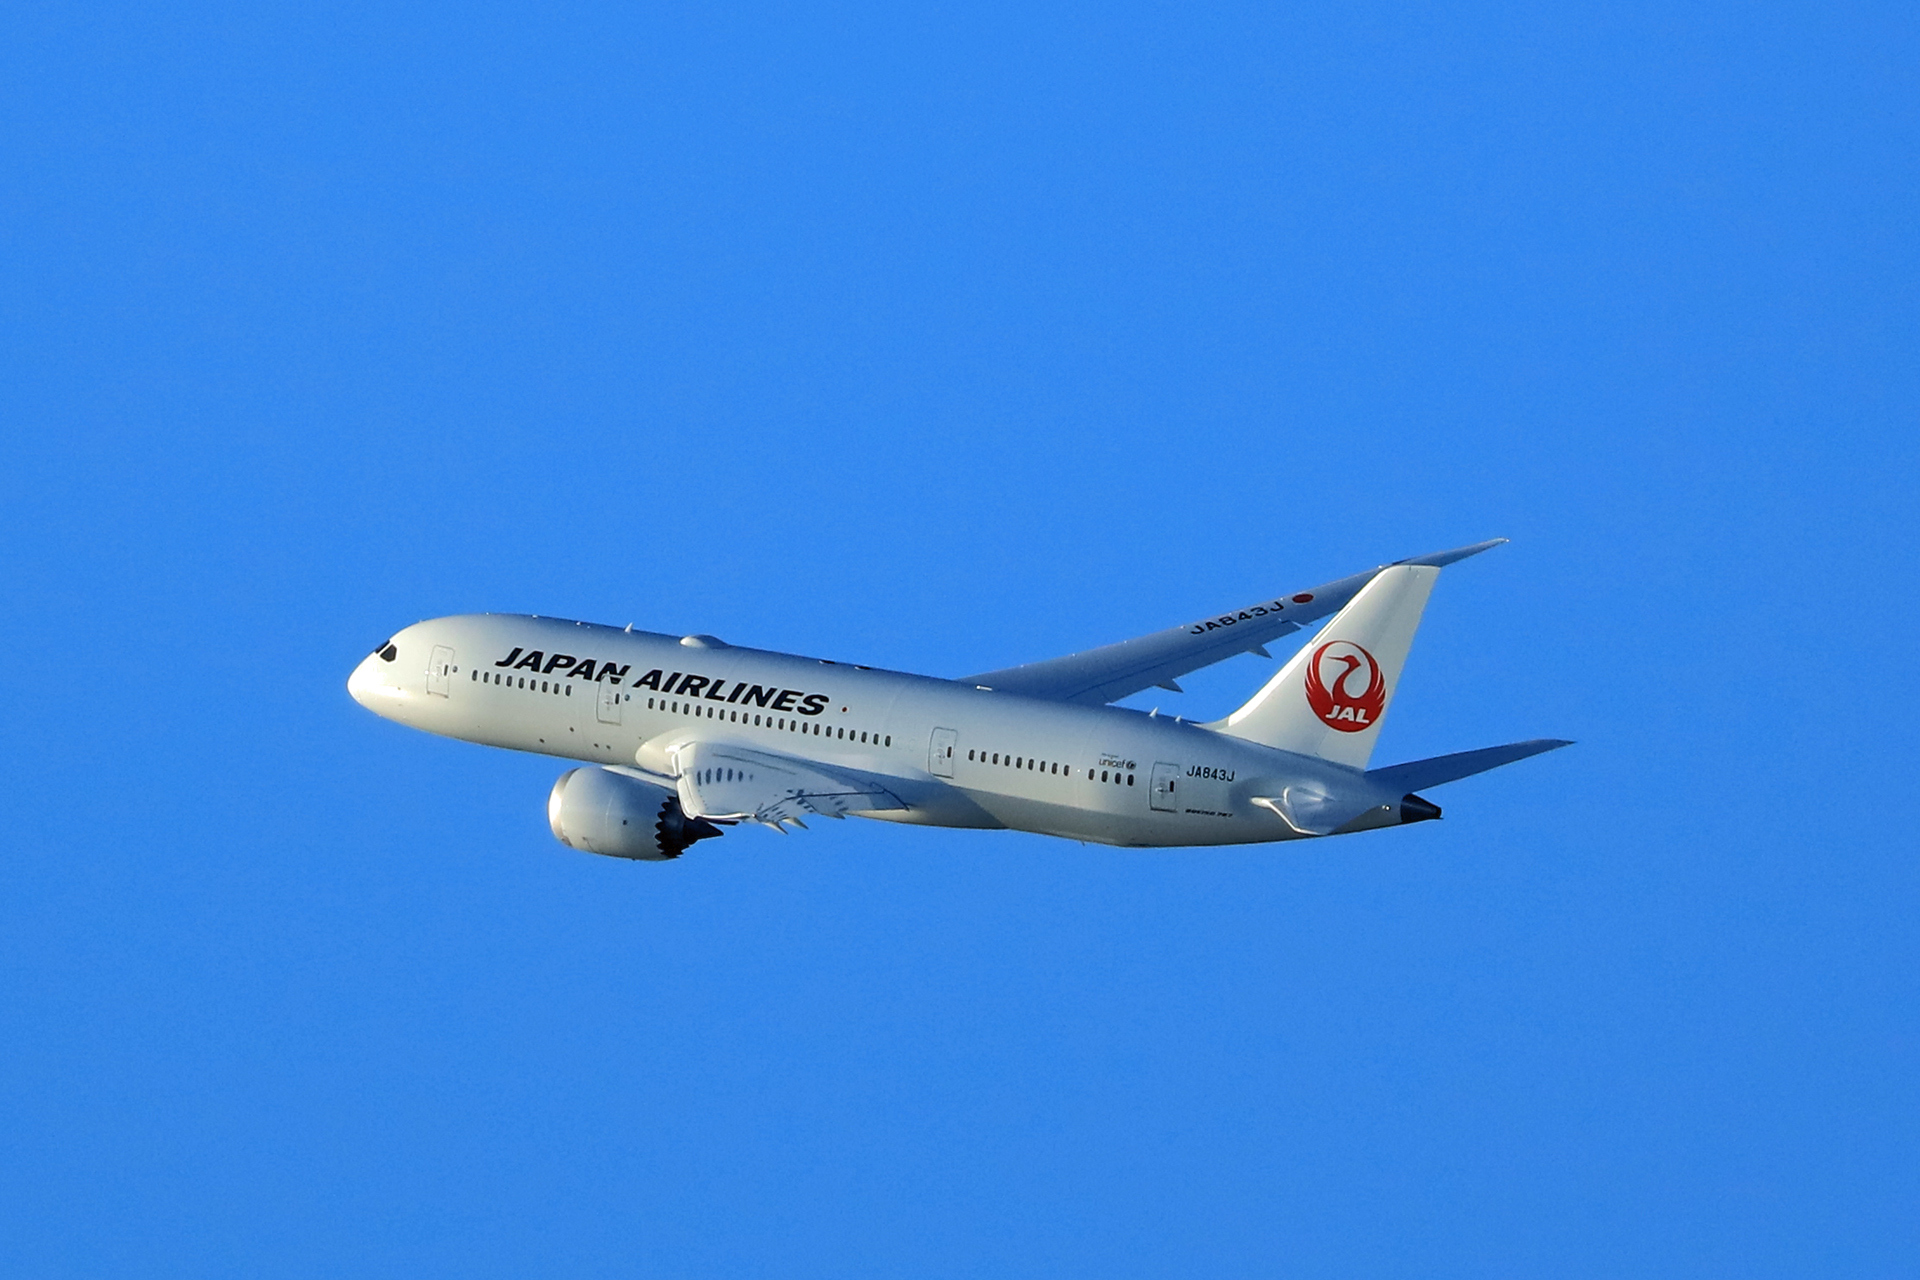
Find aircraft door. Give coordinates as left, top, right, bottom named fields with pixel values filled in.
left=1150, top=762, right=1180, bottom=812
left=597, top=681, right=623, bottom=725
left=427, top=646, right=455, bottom=697
left=929, top=727, right=958, bottom=778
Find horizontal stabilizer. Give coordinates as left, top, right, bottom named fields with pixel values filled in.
left=1365, top=739, right=1573, bottom=793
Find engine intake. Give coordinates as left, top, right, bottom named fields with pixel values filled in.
left=547, top=767, right=722, bottom=861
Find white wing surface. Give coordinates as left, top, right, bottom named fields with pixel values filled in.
left=671, top=741, right=908, bottom=828
left=959, top=540, right=1506, bottom=706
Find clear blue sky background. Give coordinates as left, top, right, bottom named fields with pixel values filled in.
left=3, top=1, right=1915, bottom=1274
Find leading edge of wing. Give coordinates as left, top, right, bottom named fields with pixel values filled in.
left=959, top=539, right=1507, bottom=706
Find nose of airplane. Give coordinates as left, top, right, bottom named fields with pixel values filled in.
left=347, top=653, right=382, bottom=709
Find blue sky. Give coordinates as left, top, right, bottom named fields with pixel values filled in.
left=3, top=0, right=1916, bottom=1274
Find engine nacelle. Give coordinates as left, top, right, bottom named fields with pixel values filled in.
left=547, top=767, right=722, bottom=861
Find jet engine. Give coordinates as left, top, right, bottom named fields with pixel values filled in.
left=547, top=767, right=722, bottom=861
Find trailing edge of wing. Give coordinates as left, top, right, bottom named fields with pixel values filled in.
left=1365, top=739, right=1573, bottom=793
left=960, top=539, right=1507, bottom=706
left=671, top=741, right=908, bottom=827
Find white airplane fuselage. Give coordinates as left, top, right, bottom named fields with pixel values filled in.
left=348, top=613, right=1410, bottom=848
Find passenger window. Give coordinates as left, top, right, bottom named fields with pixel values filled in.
left=885, top=736, right=891, bottom=746
left=1128, top=775, right=1135, bottom=785
left=1101, top=771, right=1109, bottom=782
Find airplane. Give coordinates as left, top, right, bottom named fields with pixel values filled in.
left=346, top=539, right=1568, bottom=861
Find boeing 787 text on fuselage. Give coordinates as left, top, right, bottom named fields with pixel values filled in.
left=347, top=540, right=1568, bottom=860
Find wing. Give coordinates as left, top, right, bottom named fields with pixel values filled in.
left=960, top=540, right=1507, bottom=706
left=671, top=741, right=908, bottom=829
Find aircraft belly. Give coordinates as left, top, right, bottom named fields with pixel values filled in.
left=944, top=785, right=1272, bottom=848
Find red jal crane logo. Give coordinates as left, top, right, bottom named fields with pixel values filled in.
left=1304, top=640, right=1387, bottom=732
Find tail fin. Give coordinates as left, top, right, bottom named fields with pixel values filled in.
left=1207, top=564, right=1438, bottom=768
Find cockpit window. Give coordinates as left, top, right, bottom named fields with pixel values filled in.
left=374, top=642, right=398, bottom=662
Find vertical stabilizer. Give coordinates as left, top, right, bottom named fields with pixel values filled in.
left=1208, top=564, right=1439, bottom=768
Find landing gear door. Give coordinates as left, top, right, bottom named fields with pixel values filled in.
left=427, top=645, right=455, bottom=697
left=597, top=682, right=623, bottom=725
left=1150, top=762, right=1181, bottom=812
left=929, top=727, right=958, bottom=778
